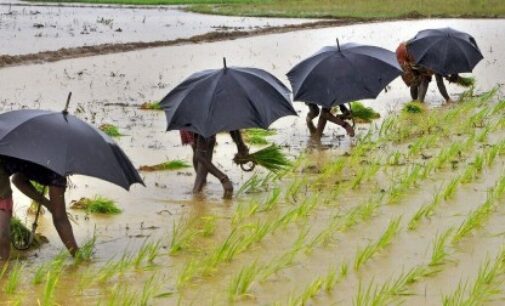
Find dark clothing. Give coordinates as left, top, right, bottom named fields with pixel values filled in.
left=2, top=157, right=66, bottom=187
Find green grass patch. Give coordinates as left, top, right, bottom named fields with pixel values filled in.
left=243, top=128, right=276, bottom=145
left=70, top=196, right=122, bottom=215
left=402, top=101, right=427, bottom=114
left=99, top=124, right=122, bottom=137
left=139, top=159, right=191, bottom=171
left=24, top=0, right=505, bottom=19
left=139, top=101, right=162, bottom=110
left=349, top=102, right=380, bottom=123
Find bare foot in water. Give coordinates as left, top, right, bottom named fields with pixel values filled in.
left=222, top=179, right=233, bottom=199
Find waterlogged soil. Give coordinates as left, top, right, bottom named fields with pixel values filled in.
left=0, top=18, right=504, bottom=305
left=0, top=2, right=317, bottom=56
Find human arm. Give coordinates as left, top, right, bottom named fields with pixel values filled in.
left=11, top=173, right=50, bottom=206
left=230, top=130, right=249, bottom=158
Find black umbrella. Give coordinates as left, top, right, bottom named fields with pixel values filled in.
left=0, top=100, right=143, bottom=190
left=160, top=58, right=297, bottom=138
left=407, top=27, right=483, bottom=75
left=287, top=40, right=402, bottom=108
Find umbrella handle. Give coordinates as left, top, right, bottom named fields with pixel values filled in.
left=11, top=187, right=45, bottom=251
left=63, top=92, right=72, bottom=115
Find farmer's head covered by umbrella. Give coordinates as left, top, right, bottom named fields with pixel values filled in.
left=396, top=27, right=483, bottom=103
left=0, top=94, right=143, bottom=260
left=287, top=39, right=402, bottom=141
left=160, top=58, right=296, bottom=199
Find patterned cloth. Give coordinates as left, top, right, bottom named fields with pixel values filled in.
left=396, top=42, right=433, bottom=87
left=180, top=130, right=196, bottom=146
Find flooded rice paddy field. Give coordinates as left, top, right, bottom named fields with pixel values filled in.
left=0, top=3, right=315, bottom=55
left=0, top=17, right=505, bottom=305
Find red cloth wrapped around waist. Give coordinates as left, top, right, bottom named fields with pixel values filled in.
left=180, top=130, right=195, bottom=146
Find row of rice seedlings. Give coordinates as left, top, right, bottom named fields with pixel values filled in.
left=4, top=261, right=23, bottom=295
left=169, top=219, right=200, bottom=255
left=408, top=139, right=505, bottom=231
left=70, top=196, right=122, bottom=215
left=41, top=252, right=67, bottom=306
left=231, top=187, right=282, bottom=226
left=442, top=247, right=505, bottom=305
left=354, top=217, right=402, bottom=271
left=138, top=159, right=191, bottom=172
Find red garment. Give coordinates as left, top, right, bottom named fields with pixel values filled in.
left=396, top=42, right=416, bottom=86
left=180, top=130, right=195, bottom=146
left=0, top=196, right=13, bottom=216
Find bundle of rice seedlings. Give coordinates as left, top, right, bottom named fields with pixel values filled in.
left=454, top=76, right=475, bottom=88
left=99, top=124, right=122, bottom=137
left=235, top=145, right=291, bottom=173
left=10, top=217, right=48, bottom=248
left=403, top=102, right=427, bottom=114
left=139, top=159, right=191, bottom=172
left=139, top=101, right=162, bottom=110
left=349, top=102, right=380, bottom=123
left=242, top=129, right=276, bottom=145
left=70, top=196, right=122, bottom=215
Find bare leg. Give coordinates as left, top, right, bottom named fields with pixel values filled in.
left=0, top=210, right=10, bottom=261
left=191, top=143, right=197, bottom=172
left=320, top=108, right=355, bottom=137
left=193, top=136, right=233, bottom=199
left=46, top=186, right=78, bottom=257
left=410, top=85, right=419, bottom=100
left=306, top=103, right=320, bottom=135
left=435, top=74, right=451, bottom=102
left=417, top=77, right=430, bottom=103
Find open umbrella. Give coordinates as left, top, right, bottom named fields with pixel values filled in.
left=160, top=58, right=297, bottom=138
left=406, top=27, right=483, bottom=75
left=287, top=40, right=402, bottom=108
left=0, top=96, right=143, bottom=190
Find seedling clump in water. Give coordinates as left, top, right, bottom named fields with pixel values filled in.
left=139, top=101, right=161, bottom=110
left=70, top=196, right=122, bottom=214
left=349, top=101, right=380, bottom=123
left=139, top=159, right=191, bottom=171
left=99, top=123, right=122, bottom=137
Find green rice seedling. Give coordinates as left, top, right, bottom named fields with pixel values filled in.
left=259, top=187, right=281, bottom=212
left=169, top=220, right=198, bottom=255
left=176, top=259, right=199, bottom=289
left=231, top=200, right=259, bottom=227
left=323, top=267, right=340, bottom=292
left=138, top=159, right=191, bottom=171
left=236, top=172, right=276, bottom=195
left=461, top=162, right=478, bottom=184
left=106, top=284, right=136, bottom=306
left=70, top=196, right=121, bottom=215
left=476, top=126, right=491, bottom=143
left=139, top=101, right=161, bottom=110
left=349, top=101, right=380, bottom=123
left=33, top=263, right=48, bottom=285
left=99, top=123, right=122, bottom=137
left=429, top=228, right=453, bottom=267
left=4, top=261, right=23, bottom=294
left=227, top=261, right=260, bottom=301
left=145, top=240, right=161, bottom=264
left=454, top=76, right=476, bottom=88
left=408, top=191, right=442, bottom=231
left=237, top=144, right=292, bottom=173
left=285, top=178, right=306, bottom=202
left=133, top=241, right=151, bottom=269
left=452, top=191, right=495, bottom=244
left=485, top=144, right=500, bottom=167
left=340, top=195, right=382, bottom=231
left=442, top=281, right=468, bottom=306
left=387, top=151, right=403, bottom=166
left=491, top=99, right=505, bottom=115
left=294, top=277, right=324, bottom=305
left=354, top=217, right=401, bottom=270
left=42, top=252, right=66, bottom=306
left=139, top=275, right=158, bottom=306
left=199, top=216, right=217, bottom=237
left=242, top=128, right=276, bottom=145
left=74, top=235, right=96, bottom=264
left=10, top=216, right=32, bottom=247
left=442, top=176, right=461, bottom=201
left=403, top=101, right=426, bottom=114
left=340, top=262, right=349, bottom=278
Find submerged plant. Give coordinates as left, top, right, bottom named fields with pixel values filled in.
left=99, top=123, right=122, bottom=137
left=70, top=196, right=122, bottom=215
left=138, top=159, right=191, bottom=171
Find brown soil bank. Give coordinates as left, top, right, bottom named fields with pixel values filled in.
left=0, top=20, right=358, bottom=68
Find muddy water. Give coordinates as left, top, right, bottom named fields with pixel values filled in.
left=0, top=3, right=316, bottom=55
left=0, top=18, right=504, bottom=304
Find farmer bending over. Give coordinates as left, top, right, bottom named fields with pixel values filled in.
left=396, top=42, right=456, bottom=104
left=180, top=130, right=249, bottom=199
left=0, top=157, right=79, bottom=260
left=305, top=103, right=354, bottom=139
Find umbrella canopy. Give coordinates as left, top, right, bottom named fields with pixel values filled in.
left=160, top=59, right=297, bottom=138
left=407, top=27, right=483, bottom=75
left=0, top=109, right=143, bottom=190
left=287, top=41, right=402, bottom=108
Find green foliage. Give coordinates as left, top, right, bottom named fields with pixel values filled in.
left=99, top=123, right=122, bottom=137
left=242, top=128, right=276, bottom=145
left=349, top=102, right=380, bottom=123
left=139, top=159, right=191, bottom=171
left=139, top=101, right=161, bottom=110
left=403, top=102, right=426, bottom=114
left=71, top=196, right=122, bottom=215
left=244, top=145, right=292, bottom=173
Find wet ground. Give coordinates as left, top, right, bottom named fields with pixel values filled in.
left=0, top=2, right=316, bottom=55
left=0, top=13, right=505, bottom=305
